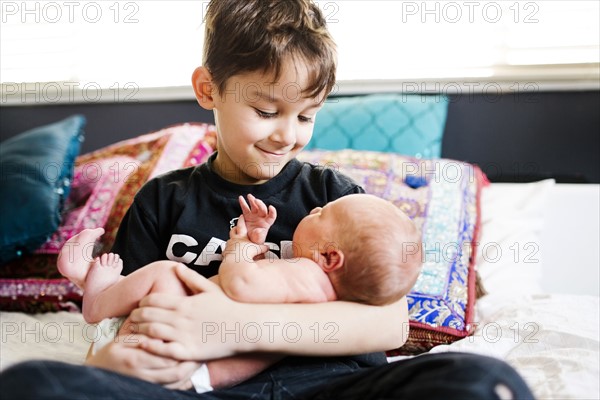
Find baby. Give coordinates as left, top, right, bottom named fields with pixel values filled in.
left=58, top=194, right=422, bottom=327
left=220, top=193, right=423, bottom=306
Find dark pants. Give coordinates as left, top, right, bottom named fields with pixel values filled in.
left=0, top=352, right=534, bottom=400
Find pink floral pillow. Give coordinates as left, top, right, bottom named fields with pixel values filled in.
left=0, top=123, right=217, bottom=312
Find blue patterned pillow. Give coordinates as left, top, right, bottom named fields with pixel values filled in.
left=306, top=94, right=449, bottom=158
left=0, top=115, right=86, bottom=264
left=298, top=149, right=486, bottom=355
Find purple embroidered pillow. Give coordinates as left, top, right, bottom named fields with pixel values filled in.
left=297, top=149, right=487, bottom=355
left=0, top=123, right=217, bottom=312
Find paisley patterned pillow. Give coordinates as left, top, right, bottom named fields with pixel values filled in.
left=297, top=149, right=487, bottom=355
left=0, top=123, right=217, bottom=312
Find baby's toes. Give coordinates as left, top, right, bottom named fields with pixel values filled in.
left=107, top=253, right=120, bottom=268
left=115, top=258, right=123, bottom=273
left=99, top=253, right=109, bottom=266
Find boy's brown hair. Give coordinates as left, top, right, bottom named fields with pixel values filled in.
left=203, top=0, right=337, bottom=98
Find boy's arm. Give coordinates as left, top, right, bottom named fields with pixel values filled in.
left=131, top=266, right=409, bottom=361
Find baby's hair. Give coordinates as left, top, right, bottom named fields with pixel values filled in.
left=331, top=200, right=423, bottom=306
left=203, top=0, right=337, bottom=98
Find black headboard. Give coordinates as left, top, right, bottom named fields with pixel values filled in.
left=1, top=90, right=598, bottom=183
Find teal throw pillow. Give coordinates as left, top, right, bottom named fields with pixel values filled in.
left=0, top=115, right=86, bottom=264
left=307, top=94, right=448, bottom=158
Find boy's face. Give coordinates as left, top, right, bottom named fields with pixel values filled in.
left=211, top=58, right=325, bottom=185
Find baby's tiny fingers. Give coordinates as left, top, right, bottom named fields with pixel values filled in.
left=239, top=195, right=251, bottom=213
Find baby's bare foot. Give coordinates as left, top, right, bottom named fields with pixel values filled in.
left=83, top=253, right=123, bottom=322
left=85, top=253, right=123, bottom=296
left=57, top=228, right=105, bottom=288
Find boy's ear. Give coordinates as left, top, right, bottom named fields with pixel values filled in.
left=192, top=66, right=215, bottom=110
left=318, top=247, right=344, bottom=273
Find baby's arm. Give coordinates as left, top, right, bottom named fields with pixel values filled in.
left=219, top=216, right=337, bottom=304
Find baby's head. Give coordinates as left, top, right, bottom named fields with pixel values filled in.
left=202, top=0, right=337, bottom=98
left=293, top=194, right=423, bottom=305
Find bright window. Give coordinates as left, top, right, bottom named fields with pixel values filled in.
left=1, top=0, right=598, bottom=103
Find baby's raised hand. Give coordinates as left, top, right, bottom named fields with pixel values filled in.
left=238, top=194, right=277, bottom=244
left=225, top=215, right=269, bottom=262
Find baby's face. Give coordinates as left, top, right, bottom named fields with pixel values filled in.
left=292, top=196, right=368, bottom=260
left=292, top=202, right=339, bottom=261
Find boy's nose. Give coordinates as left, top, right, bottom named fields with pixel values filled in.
left=270, top=119, right=296, bottom=147
left=310, top=207, right=322, bottom=215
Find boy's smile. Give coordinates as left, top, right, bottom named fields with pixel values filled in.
left=194, top=58, right=325, bottom=185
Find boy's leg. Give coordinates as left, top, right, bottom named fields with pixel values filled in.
left=0, top=357, right=360, bottom=400
left=302, top=352, right=534, bottom=400
left=0, top=353, right=532, bottom=399
left=209, top=353, right=533, bottom=400
left=0, top=361, right=202, bottom=400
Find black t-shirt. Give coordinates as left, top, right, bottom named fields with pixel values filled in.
left=111, top=153, right=386, bottom=367
left=112, top=153, right=364, bottom=276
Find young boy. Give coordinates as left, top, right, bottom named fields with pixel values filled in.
left=1, top=1, right=533, bottom=398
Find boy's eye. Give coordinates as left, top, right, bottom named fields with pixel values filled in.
left=255, top=109, right=277, bottom=119
left=298, top=115, right=314, bottom=123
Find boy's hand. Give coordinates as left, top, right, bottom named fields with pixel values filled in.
left=238, top=194, right=276, bottom=244
left=129, top=265, right=247, bottom=361
left=85, top=333, right=200, bottom=390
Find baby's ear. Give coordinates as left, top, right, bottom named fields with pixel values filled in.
left=318, top=247, right=344, bottom=273
left=192, top=66, right=215, bottom=110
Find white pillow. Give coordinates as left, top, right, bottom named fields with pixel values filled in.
left=475, top=179, right=555, bottom=295
left=540, top=183, right=600, bottom=296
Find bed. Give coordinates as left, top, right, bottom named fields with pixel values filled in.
left=1, top=95, right=598, bottom=399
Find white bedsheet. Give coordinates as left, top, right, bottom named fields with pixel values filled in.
left=421, top=293, right=599, bottom=400
left=1, top=310, right=88, bottom=370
